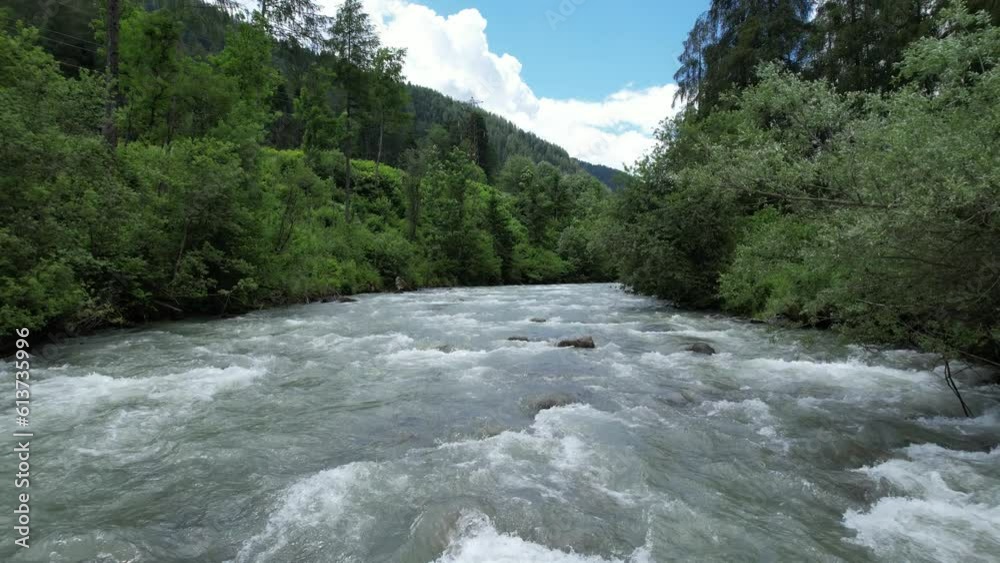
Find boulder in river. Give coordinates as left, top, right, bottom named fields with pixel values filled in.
left=336, top=296, right=358, bottom=303
left=401, top=498, right=498, bottom=561
left=524, top=393, right=578, bottom=415
left=656, top=391, right=692, bottom=406
left=395, top=276, right=409, bottom=292
left=507, top=336, right=533, bottom=342
left=557, top=336, right=595, bottom=349
left=687, top=343, right=716, bottom=355
left=530, top=317, right=548, bottom=323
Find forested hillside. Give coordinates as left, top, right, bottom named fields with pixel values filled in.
left=573, top=159, right=625, bottom=191
left=4, top=0, right=999, bottom=375
left=614, top=0, right=1000, bottom=373
left=0, top=0, right=614, bottom=345
left=407, top=84, right=586, bottom=178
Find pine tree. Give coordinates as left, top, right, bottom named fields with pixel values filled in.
left=102, top=0, right=121, bottom=147
left=255, top=0, right=328, bottom=45
left=327, top=0, right=380, bottom=222
left=370, top=46, right=407, bottom=188
left=809, top=0, right=938, bottom=92
left=674, top=0, right=812, bottom=112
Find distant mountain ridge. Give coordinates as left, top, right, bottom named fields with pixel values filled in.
left=573, top=159, right=627, bottom=191
left=407, top=84, right=625, bottom=189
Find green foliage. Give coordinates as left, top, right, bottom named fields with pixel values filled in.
left=673, top=0, right=1000, bottom=113
left=513, top=244, right=569, bottom=284
left=573, top=159, right=626, bottom=191
left=675, top=0, right=813, bottom=111
left=620, top=2, right=1000, bottom=362
left=0, top=3, right=614, bottom=346
left=719, top=209, right=841, bottom=323
left=0, top=20, right=114, bottom=335
left=407, top=84, right=586, bottom=175
left=809, top=0, right=939, bottom=93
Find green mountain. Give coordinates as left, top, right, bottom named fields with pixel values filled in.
left=573, top=159, right=626, bottom=191
left=408, top=84, right=622, bottom=187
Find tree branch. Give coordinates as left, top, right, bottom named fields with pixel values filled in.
left=754, top=189, right=890, bottom=209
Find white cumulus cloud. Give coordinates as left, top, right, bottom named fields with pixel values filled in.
left=319, top=0, right=680, bottom=168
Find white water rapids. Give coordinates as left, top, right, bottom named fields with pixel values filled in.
left=1, top=284, right=998, bottom=562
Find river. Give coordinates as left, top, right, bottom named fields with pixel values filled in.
left=2, top=283, right=998, bottom=562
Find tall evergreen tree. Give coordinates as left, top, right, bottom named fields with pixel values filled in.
left=370, top=46, right=407, bottom=188
left=102, top=0, right=121, bottom=147
left=809, top=0, right=939, bottom=92
left=674, top=0, right=813, bottom=112
left=462, top=105, right=496, bottom=178
left=327, top=0, right=380, bottom=222
left=254, top=0, right=328, bottom=44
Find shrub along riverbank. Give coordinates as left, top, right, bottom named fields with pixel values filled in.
left=0, top=1, right=615, bottom=350
left=612, top=2, right=1000, bottom=375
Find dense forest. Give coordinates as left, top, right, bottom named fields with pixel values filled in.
left=614, top=0, right=1000, bottom=378
left=407, top=84, right=594, bottom=179
left=0, top=0, right=615, bottom=345
left=573, top=159, right=626, bottom=191
left=2, top=0, right=999, bottom=377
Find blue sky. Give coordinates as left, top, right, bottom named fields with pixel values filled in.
left=419, top=0, right=708, bottom=100
left=321, top=0, right=708, bottom=167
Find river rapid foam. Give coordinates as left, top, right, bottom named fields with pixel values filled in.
left=1, top=284, right=997, bottom=562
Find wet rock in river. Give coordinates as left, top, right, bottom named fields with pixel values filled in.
left=687, top=343, right=716, bottom=355
left=474, top=421, right=507, bottom=439
left=524, top=393, right=578, bottom=415
left=557, top=336, right=596, bottom=349
left=402, top=498, right=498, bottom=561
left=530, top=317, right=548, bottom=323
left=657, top=391, right=693, bottom=406
left=507, top=336, right=533, bottom=342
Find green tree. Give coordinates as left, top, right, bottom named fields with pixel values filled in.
left=102, top=0, right=122, bottom=146
left=326, top=0, right=380, bottom=222
left=0, top=21, right=111, bottom=334
left=809, top=0, right=939, bottom=92
left=674, top=0, right=813, bottom=112
left=253, top=0, right=328, bottom=44
left=370, top=46, right=408, bottom=187
left=619, top=1, right=1000, bottom=377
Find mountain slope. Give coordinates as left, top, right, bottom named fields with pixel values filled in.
left=408, top=84, right=587, bottom=176
left=573, top=159, right=627, bottom=191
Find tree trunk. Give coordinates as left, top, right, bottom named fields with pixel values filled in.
left=345, top=152, right=353, bottom=222
left=102, top=0, right=121, bottom=148
left=344, top=96, right=354, bottom=223
left=374, top=113, right=384, bottom=188
left=406, top=180, right=419, bottom=240
left=174, top=219, right=190, bottom=278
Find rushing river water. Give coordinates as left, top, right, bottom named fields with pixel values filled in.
left=3, top=284, right=999, bottom=562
